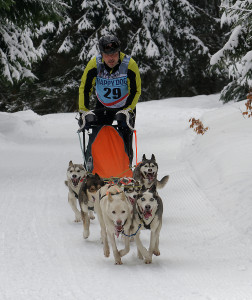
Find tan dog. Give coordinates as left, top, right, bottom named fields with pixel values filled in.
left=131, top=186, right=163, bottom=264
left=99, top=185, right=132, bottom=265
left=64, top=161, right=87, bottom=222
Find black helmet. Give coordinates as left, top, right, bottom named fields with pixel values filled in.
left=98, top=35, right=120, bottom=54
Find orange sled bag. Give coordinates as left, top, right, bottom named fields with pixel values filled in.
left=85, top=125, right=133, bottom=178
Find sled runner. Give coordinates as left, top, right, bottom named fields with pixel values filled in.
left=78, top=108, right=136, bottom=179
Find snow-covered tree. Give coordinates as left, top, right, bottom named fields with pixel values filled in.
left=1, top=0, right=225, bottom=113
left=210, top=0, right=252, bottom=102
left=0, top=0, right=65, bottom=85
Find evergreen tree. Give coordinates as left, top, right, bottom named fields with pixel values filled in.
left=0, top=0, right=65, bottom=110
left=210, top=0, right=252, bottom=102
left=0, top=0, right=226, bottom=113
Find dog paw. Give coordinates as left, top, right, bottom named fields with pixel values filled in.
left=153, top=250, right=160, bottom=256
left=104, top=249, right=110, bottom=257
left=89, top=215, right=95, bottom=220
left=83, top=231, right=89, bottom=239
left=115, top=259, right=122, bottom=265
left=75, top=213, right=82, bottom=222
left=144, top=259, right=152, bottom=264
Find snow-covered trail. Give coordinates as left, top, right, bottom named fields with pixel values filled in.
left=1, top=95, right=252, bottom=300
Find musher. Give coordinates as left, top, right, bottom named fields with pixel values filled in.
left=78, top=35, right=141, bottom=163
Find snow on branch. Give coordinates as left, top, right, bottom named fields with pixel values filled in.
left=210, top=25, right=243, bottom=65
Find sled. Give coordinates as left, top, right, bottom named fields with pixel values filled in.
left=78, top=109, right=136, bottom=179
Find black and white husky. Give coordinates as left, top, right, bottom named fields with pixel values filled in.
left=64, top=161, right=87, bottom=222
left=131, top=185, right=163, bottom=264
left=133, top=154, right=169, bottom=189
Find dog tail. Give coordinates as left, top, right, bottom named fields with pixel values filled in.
left=157, top=175, right=169, bottom=189
left=64, top=180, right=68, bottom=187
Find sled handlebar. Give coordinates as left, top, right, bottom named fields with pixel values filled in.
left=77, top=108, right=135, bottom=132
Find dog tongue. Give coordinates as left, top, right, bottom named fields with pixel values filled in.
left=144, top=211, right=152, bottom=219
left=72, top=178, right=79, bottom=186
left=115, top=226, right=123, bottom=237
left=146, top=173, right=154, bottom=182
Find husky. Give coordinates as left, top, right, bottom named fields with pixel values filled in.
left=133, top=154, right=169, bottom=189
left=64, top=161, right=87, bottom=222
left=99, top=185, right=132, bottom=265
left=78, top=173, right=104, bottom=239
left=131, top=185, right=163, bottom=264
left=118, top=177, right=141, bottom=206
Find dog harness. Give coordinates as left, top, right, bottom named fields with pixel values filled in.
left=96, top=54, right=131, bottom=108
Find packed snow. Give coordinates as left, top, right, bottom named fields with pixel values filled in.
left=1, top=94, right=252, bottom=300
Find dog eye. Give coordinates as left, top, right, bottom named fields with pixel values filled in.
left=141, top=198, right=145, bottom=202
left=150, top=164, right=155, bottom=167
left=112, top=211, right=116, bottom=214
left=77, top=170, right=80, bottom=172
left=122, top=210, right=125, bottom=214
left=150, top=198, right=154, bottom=202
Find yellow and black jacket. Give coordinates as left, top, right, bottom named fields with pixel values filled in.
left=79, top=52, right=141, bottom=111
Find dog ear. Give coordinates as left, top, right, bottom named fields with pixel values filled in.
left=141, top=185, right=147, bottom=193
left=94, top=173, right=100, bottom=180
left=108, top=192, right=113, bottom=202
left=121, top=192, right=126, bottom=201
left=142, top=154, right=146, bottom=161
left=151, top=154, right=156, bottom=161
left=69, top=161, right=74, bottom=167
left=149, top=184, right=157, bottom=194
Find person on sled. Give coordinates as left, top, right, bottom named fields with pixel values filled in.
left=78, top=34, right=141, bottom=164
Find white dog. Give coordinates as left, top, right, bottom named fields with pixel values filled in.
left=99, top=185, right=132, bottom=265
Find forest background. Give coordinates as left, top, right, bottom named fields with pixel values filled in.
left=0, top=0, right=251, bottom=114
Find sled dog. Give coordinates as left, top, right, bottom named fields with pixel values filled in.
left=78, top=173, right=104, bottom=239
left=100, top=185, right=132, bottom=265
left=118, top=177, right=141, bottom=206
left=133, top=154, right=169, bottom=189
left=131, top=185, right=163, bottom=264
left=64, top=161, right=87, bottom=222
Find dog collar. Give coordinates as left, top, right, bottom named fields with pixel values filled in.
left=79, top=175, right=87, bottom=183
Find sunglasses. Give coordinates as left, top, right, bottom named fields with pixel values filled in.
left=103, top=42, right=120, bottom=54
